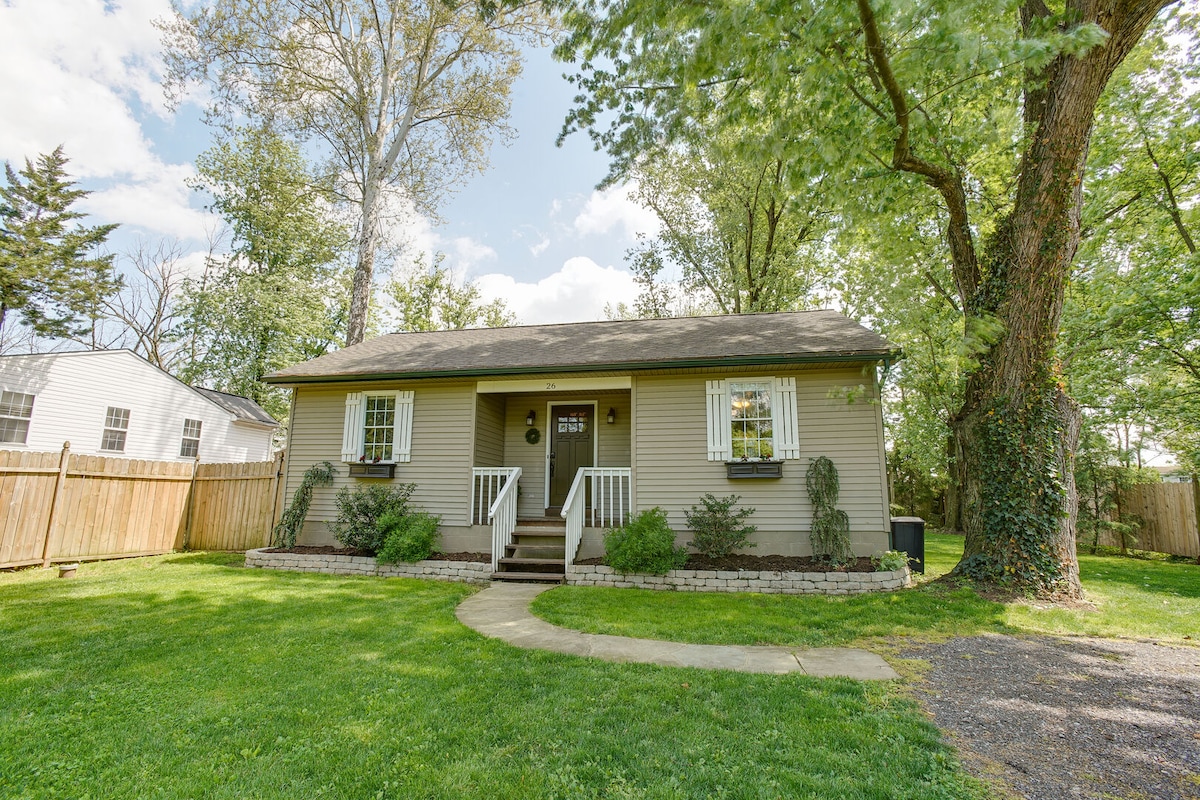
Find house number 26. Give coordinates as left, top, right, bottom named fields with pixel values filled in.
left=545, top=382, right=557, bottom=390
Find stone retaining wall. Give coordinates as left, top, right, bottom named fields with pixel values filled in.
left=566, top=564, right=911, bottom=594
left=245, top=548, right=492, bottom=584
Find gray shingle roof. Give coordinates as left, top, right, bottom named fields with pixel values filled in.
left=192, top=387, right=279, bottom=426
left=263, top=310, right=899, bottom=384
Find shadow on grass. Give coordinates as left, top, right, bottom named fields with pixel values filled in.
left=0, top=554, right=989, bottom=800
left=1079, top=551, right=1200, bottom=599
left=532, top=579, right=1014, bottom=649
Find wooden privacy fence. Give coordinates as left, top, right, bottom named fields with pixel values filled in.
left=0, top=444, right=284, bottom=569
left=1088, top=480, right=1200, bottom=558
left=1119, top=482, right=1199, bottom=558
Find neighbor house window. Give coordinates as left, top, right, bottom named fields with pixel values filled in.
left=0, top=391, right=34, bottom=444
left=101, top=406, right=130, bottom=452
left=180, top=419, right=202, bottom=458
left=729, top=381, right=774, bottom=459
left=363, top=394, right=396, bottom=461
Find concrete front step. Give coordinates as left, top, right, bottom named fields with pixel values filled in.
left=498, top=557, right=565, bottom=568
left=505, top=544, right=565, bottom=556
left=490, top=571, right=565, bottom=584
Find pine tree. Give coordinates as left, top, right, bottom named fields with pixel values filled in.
left=0, top=146, right=120, bottom=340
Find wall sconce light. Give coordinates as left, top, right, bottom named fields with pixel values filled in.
left=606, top=408, right=616, bottom=424
left=526, top=410, right=536, bottom=427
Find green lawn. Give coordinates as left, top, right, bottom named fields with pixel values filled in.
left=0, top=553, right=984, bottom=799
left=532, top=533, right=1200, bottom=648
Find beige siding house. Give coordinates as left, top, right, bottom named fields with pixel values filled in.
left=264, top=311, right=900, bottom=579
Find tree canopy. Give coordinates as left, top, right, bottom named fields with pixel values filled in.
left=161, top=0, right=553, bottom=346
left=0, top=146, right=119, bottom=342
left=558, top=0, right=1180, bottom=594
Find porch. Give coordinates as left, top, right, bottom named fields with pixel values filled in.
left=468, top=379, right=634, bottom=581
left=471, top=466, right=631, bottom=582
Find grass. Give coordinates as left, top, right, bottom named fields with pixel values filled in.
left=531, top=533, right=1200, bottom=648
left=0, top=553, right=986, bottom=799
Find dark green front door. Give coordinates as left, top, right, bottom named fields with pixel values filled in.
left=549, top=405, right=594, bottom=510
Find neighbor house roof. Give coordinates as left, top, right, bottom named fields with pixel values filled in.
left=264, top=311, right=900, bottom=385
left=192, top=387, right=279, bottom=427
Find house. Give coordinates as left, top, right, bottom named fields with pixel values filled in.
left=0, top=350, right=278, bottom=462
left=263, top=311, right=900, bottom=578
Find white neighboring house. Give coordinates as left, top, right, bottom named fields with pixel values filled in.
left=0, top=350, right=278, bottom=462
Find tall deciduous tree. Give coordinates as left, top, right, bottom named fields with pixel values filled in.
left=178, top=126, right=351, bottom=421
left=0, top=146, right=120, bottom=342
left=160, top=0, right=552, bottom=347
left=559, top=0, right=1178, bottom=594
left=386, top=253, right=516, bottom=331
left=1065, top=18, right=1199, bottom=473
left=626, top=136, right=831, bottom=315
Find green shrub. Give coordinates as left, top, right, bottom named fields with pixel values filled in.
left=873, top=550, right=910, bottom=572
left=684, top=493, right=757, bottom=558
left=331, top=483, right=416, bottom=552
left=376, top=511, right=442, bottom=564
left=604, top=508, right=688, bottom=575
left=271, top=461, right=335, bottom=549
left=806, top=456, right=854, bottom=565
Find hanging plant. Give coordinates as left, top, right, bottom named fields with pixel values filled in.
left=272, top=461, right=336, bottom=548
left=806, top=455, right=853, bottom=565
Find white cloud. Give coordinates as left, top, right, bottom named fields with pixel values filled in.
left=0, top=0, right=213, bottom=240
left=475, top=257, right=639, bottom=325
left=447, top=237, right=498, bottom=273
left=82, top=163, right=217, bottom=241
left=530, top=237, right=551, bottom=257
left=572, top=182, right=660, bottom=240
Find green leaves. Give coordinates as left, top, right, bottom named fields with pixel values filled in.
left=0, top=146, right=119, bottom=340
left=385, top=253, right=516, bottom=332
left=179, top=126, right=350, bottom=421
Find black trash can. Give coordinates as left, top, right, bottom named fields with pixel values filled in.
left=889, top=516, right=926, bottom=574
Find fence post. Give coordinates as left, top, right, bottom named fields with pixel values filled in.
left=266, top=450, right=286, bottom=547
left=182, top=456, right=200, bottom=551
left=1192, top=474, right=1200, bottom=565
left=40, top=442, right=71, bottom=568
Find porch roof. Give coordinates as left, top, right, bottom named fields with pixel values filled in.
left=263, top=310, right=900, bottom=385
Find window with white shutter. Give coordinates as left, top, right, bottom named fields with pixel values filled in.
left=705, top=377, right=800, bottom=461
left=342, top=391, right=414, bottom=463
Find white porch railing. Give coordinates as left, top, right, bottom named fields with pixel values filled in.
left=561, top=467, right=632, bottom=568
left=472, top=467, right=522, bottom=571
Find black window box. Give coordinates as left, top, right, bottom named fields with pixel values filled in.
left=725, top=461, right=783, bottom=479
left=349, top=463, right=396, bottom=479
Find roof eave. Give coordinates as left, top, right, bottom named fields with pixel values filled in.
left=262, top=349, right=903, bottom=386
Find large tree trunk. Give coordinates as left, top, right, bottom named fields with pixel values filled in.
left=948, top=0, right=1167, bottom=595
left=346, top=164, right=383, bottom=347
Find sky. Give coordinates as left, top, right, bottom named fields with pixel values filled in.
left=0, top=0, right=661, bottom=326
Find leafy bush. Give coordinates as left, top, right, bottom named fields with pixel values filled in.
left=873, top=550, right=910, bottom=572
left=376, top=511, right=441, bottom=564
left=684, top=493, right=757, bottom=558
left=603, top=507, right=688, bottom=575
left=806, top=456, right=854, bottom=565
left=331, top=483, right=416, bottom=552
left=271, top=461, right=335, bottom=548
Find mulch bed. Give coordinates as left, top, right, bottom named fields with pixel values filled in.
left=263, top=546, right=490, bottom=562
left=575, top=554, right=877, bottom=572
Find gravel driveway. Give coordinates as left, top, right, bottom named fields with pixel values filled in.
left=906, top=635, right=1200, bottom=800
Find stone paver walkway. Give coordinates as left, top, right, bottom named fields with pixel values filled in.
left=456, top=582, right=899, bottom=680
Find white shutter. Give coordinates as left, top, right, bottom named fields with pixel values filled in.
left=705, top=380, right=731, bottom=461
left=393, top=390, right=414, bottom=463
left=773, top=376, right=800, bottom=460
left=341, top=392, right=364, bottom=462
